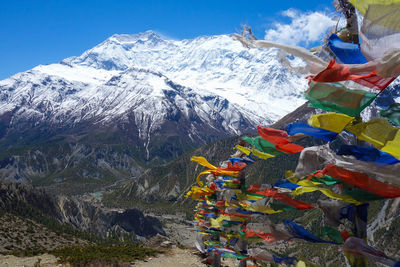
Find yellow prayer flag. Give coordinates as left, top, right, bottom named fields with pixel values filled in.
left=308, top=113, right=354, bottom=133
left=350, top=0, right=400, bottom=15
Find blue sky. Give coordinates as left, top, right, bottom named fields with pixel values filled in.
left=0, top=0, right=336, bottom=80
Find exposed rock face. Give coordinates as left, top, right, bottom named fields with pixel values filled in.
left=0, top=143, right=144, bottom=189
left=0, top=181, right=60, bottom=219
left=57, top=196, right=164, bottom=238
left=0, top=181, right=164, bottom=240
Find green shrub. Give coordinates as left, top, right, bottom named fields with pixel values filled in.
left=51, top=245, right=162, bottom=264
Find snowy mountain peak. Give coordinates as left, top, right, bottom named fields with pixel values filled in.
left=0, top=30, right=309, bottom=155
left=110, top=30, right=162, bottom=42
left=107, top=30, right=167, bottom=47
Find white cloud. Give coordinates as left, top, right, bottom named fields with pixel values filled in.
left=264, top=9, right=336, bottom=47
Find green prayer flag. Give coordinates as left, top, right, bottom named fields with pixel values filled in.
left=242, top=136, right=286, bottom=156
left=320, top=227, right=344, bottom=244
left=311, top=175, right=340, bottom=185
left=270, top=202, right=297, bottom=211
left=380, top=103, right=400, bottom=126
left=305, top=82, right=377, bottom=117
left=311, top=174, right=385, bottom=202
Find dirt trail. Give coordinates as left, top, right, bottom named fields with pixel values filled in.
left=0, top=254, right=61, bottom=267
left=0, top=249, right=206, bottom=267
left=134, top=248, right=206, bottom=267
left=0, top=248, right=241, bottom=267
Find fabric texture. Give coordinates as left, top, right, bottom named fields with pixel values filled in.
left=284, top=220, right=339, bottom=244
left=346, top=118, right=400, bottom=159
left=337, top=145, right=400, bottom=165
left=359, top=2, right=400, bottom=60
left=380, top=103, right=400, bottom=126
left=305, top=82, right=377, bottom=117
left=241, top=136, right=286, bottom=156
left=257, top=125, right=304, bottom=153
left=247, top=184, right=314, bottom=210
left=287, top=122, right=338, bottom=141
left=326, top=34, right=367, bottom=64
left=308, top=112, right=354, bottom=133
left=344, top=236, right=399, bottom=266
left=295, top=145, right=400, bottom=186
left=321, top=163, right=400, bottom=198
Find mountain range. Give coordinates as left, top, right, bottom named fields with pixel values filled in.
left=0, top=30, right=309, bottom=190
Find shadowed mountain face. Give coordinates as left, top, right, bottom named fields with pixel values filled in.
left=0, top=31, right=311, bottom=188
left=0, top=181, right=165, bottom=239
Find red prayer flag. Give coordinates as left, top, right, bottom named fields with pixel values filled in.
left=257, top=125, right=304, bottom=154
left=310, top=60, right=395, bottom=91
left=248, top=185, right=314, bottom=210
left=321, top=164, right=400, bottom=198
left=311, top=60, right=364, bottom=83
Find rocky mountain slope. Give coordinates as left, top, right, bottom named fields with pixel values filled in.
left=0, top=181, right=164, bottom=242
left=0, top=212, right=89, bottom=254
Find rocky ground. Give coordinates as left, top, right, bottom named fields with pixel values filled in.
left=155, top=213, right=196, bottom=247
left=0, top=248, right=243, bottom=267
left=0, top=211, right=267, bottom=267
left=0, top=254, right=60, bottom=267
left=0, top=213, right=88, bottom=254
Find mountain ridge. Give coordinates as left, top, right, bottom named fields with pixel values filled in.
left=0, top=31, right=310, bottom=186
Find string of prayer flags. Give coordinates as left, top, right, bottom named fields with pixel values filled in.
left=310, top=60, right=369, bottom=83
left=320, top=227, right=344, bottom=244
left=188, top=2, right=400, bottom=264
left=244, top=220, right=303, bottom=243
left=190, top=156, right=241, bottom=186
left=311, top=176, right=387, bottom=202
left=186, top=185, right=216, bottom=200
left=345, top=118, right=397, bottom=148
left=239, top=201, right=283, bottom=214
left=234, top=144, right=275, bottom=160
left=375, top=49, right=400, bottom=78
left=191, top=156, right=246, bottom=171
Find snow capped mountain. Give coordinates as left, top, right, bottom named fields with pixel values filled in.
left=0, top=30, right=311, bottom=180
left=63, top=30, right=308, bottom=121
left=0, top=31, right=307, bottom=137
